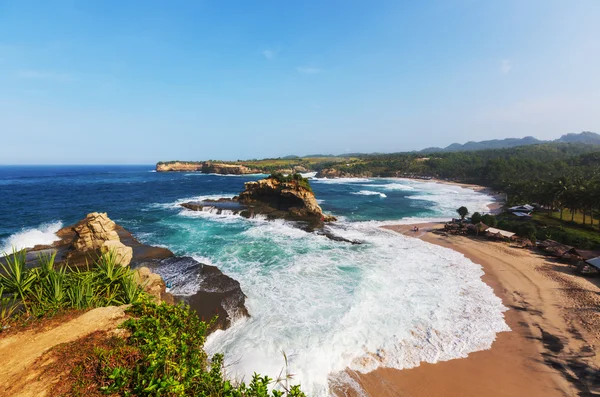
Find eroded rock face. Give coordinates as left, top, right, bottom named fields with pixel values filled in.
left=238, top=177, right=336, bottom=223
left=72, top=212, right=119, bottom=250
left=67, top=212, right=133, bottom=266
left=133, top=266, right=175, bottom=304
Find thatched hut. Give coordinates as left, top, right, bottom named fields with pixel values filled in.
left=538, top=239, right=573, bottom=258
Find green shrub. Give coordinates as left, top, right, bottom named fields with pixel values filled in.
left=269, top=173, right=313, bottom=193
left=481, top=214, right=498, bottom=227
left=0, top=249, right=145, bottom=319
left=91, top=300, right=306, bottom=396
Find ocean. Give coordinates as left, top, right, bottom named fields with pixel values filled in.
left=0, top=165, right=509, bottom=395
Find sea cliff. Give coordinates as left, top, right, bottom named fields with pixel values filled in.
left=156, top=161, right=260, bottom=174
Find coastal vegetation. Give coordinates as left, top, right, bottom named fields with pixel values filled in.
left=52, top=300, right=305, bottom=396
left=0, top=250, right=305, bottom=396
left=0, top=250, right=143, bottom=322
left=269, top=172, right=313, bottom=192
left=467, top=210, right=600, bottom=249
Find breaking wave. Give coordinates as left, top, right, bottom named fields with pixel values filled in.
left=352, top=190, right=387, bottom=198
left=1, top=221, right=63, bottom=252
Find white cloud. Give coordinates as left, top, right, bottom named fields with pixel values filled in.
left=262, top=49, right=276, bottom=60
left=296, top=66, right=321, bottom=74
left=16, top=69, right=75, bottom=82
left=500, top=59, right=512, bottom=74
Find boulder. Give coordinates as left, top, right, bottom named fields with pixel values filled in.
left=72, top=212, right=119, bottom=251
left=101, top=240, right=133, bottom=267
left=133, top=266, right=174, bottom=304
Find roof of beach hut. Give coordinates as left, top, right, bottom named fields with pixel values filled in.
left=585, top=257, right=600, bottom=270
left=540, top=240, right=573, bottom=256
left=565, top=248, right=600, bottom=261
left=475, top=222, right=489, bottom=232
left=485, top=227, right=515, bottom=238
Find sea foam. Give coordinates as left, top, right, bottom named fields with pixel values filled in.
left=351, top=190, right=387, bottom=198
left=1, top=221, right=63, bottom=252
left=201, top=220, right=509, bottom=395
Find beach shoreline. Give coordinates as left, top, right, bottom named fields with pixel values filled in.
left=396, top=177, right=505, bottom=214
left=333, top=223, right=600, bottom=396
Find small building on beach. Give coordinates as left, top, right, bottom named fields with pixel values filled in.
left=484, top=227, right=516, bottom=240
left=538, top=239, right=574, bottom=257
left=508, top=204, right=534, bottom=214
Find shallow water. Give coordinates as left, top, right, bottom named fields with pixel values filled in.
left=0, top=166, right=508, bottom=395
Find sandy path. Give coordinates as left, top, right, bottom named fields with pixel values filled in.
left=0, top=305, right=129, bottom=397
left=335, top=223, right=599, bottom=396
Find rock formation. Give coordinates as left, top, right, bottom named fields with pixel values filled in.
left=23, top=213, right=249, bottom=329
left=133, top=266, right=175, bottom=304
left=142, top=257, right=248, bottom=330
left=238, top=177, right=335, bottom=222
left=156, top=161, right=260, bottom=174
left=181, top=175, right=336, bottom=225
left=69, top=212, right=133, bottom=266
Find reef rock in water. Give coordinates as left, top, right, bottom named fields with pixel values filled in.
left=182, top=175, right=336, bottom=225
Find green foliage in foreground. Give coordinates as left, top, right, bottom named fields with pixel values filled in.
left=0, top=249, right=143, bottom=325
left=91, top=300, right=306, bottom=396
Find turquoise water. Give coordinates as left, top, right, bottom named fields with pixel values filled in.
left=0, top=166, right=508, bottom=395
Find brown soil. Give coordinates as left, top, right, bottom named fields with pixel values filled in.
left=0, top=305, right=129, bottom=397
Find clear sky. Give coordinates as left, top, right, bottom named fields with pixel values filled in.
left=1, top=1, right=599, bottom=164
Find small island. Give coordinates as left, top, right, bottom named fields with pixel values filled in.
left=181, top=173, right=336, bottom=225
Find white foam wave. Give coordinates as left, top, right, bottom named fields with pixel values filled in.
left=148, top=194, right=236, bottom=211
left=312, top=177, right=373, bottom=184
left=301, top=172, right=318, bottom=178
left=1, top=221, right=63, bottom=252
left=351, top=190, right=387, bottom=198
left=361, top=183, right=415, bottom=191
left=204, top=221, right=509, bottom=395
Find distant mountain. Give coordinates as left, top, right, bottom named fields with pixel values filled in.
left=556, top=131, right=600, bottom=144
left=420, top=131, right=600, bottom=153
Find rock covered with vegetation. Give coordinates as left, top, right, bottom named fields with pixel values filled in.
left=181, top=173, right=336, bottom=226
left=238, top=173, right=336, bottom=223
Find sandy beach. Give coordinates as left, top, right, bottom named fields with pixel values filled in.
left=333, top=223, right=600, bottom=396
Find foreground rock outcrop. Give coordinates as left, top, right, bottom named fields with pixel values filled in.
left=156, top=161, right=260, bottom=174
left=26, top=212, right=168, bottom=268
left=23, top=213, right=248, bottom=329
left=139, top=257, right=248, bottom=330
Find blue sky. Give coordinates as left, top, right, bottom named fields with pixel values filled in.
left=1, top=0, right=599, bottom=164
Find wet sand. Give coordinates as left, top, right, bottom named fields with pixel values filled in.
left=334, top=223, right=600, bottom=396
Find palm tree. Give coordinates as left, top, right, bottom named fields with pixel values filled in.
left=552, top=177, right=569, bottom=220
